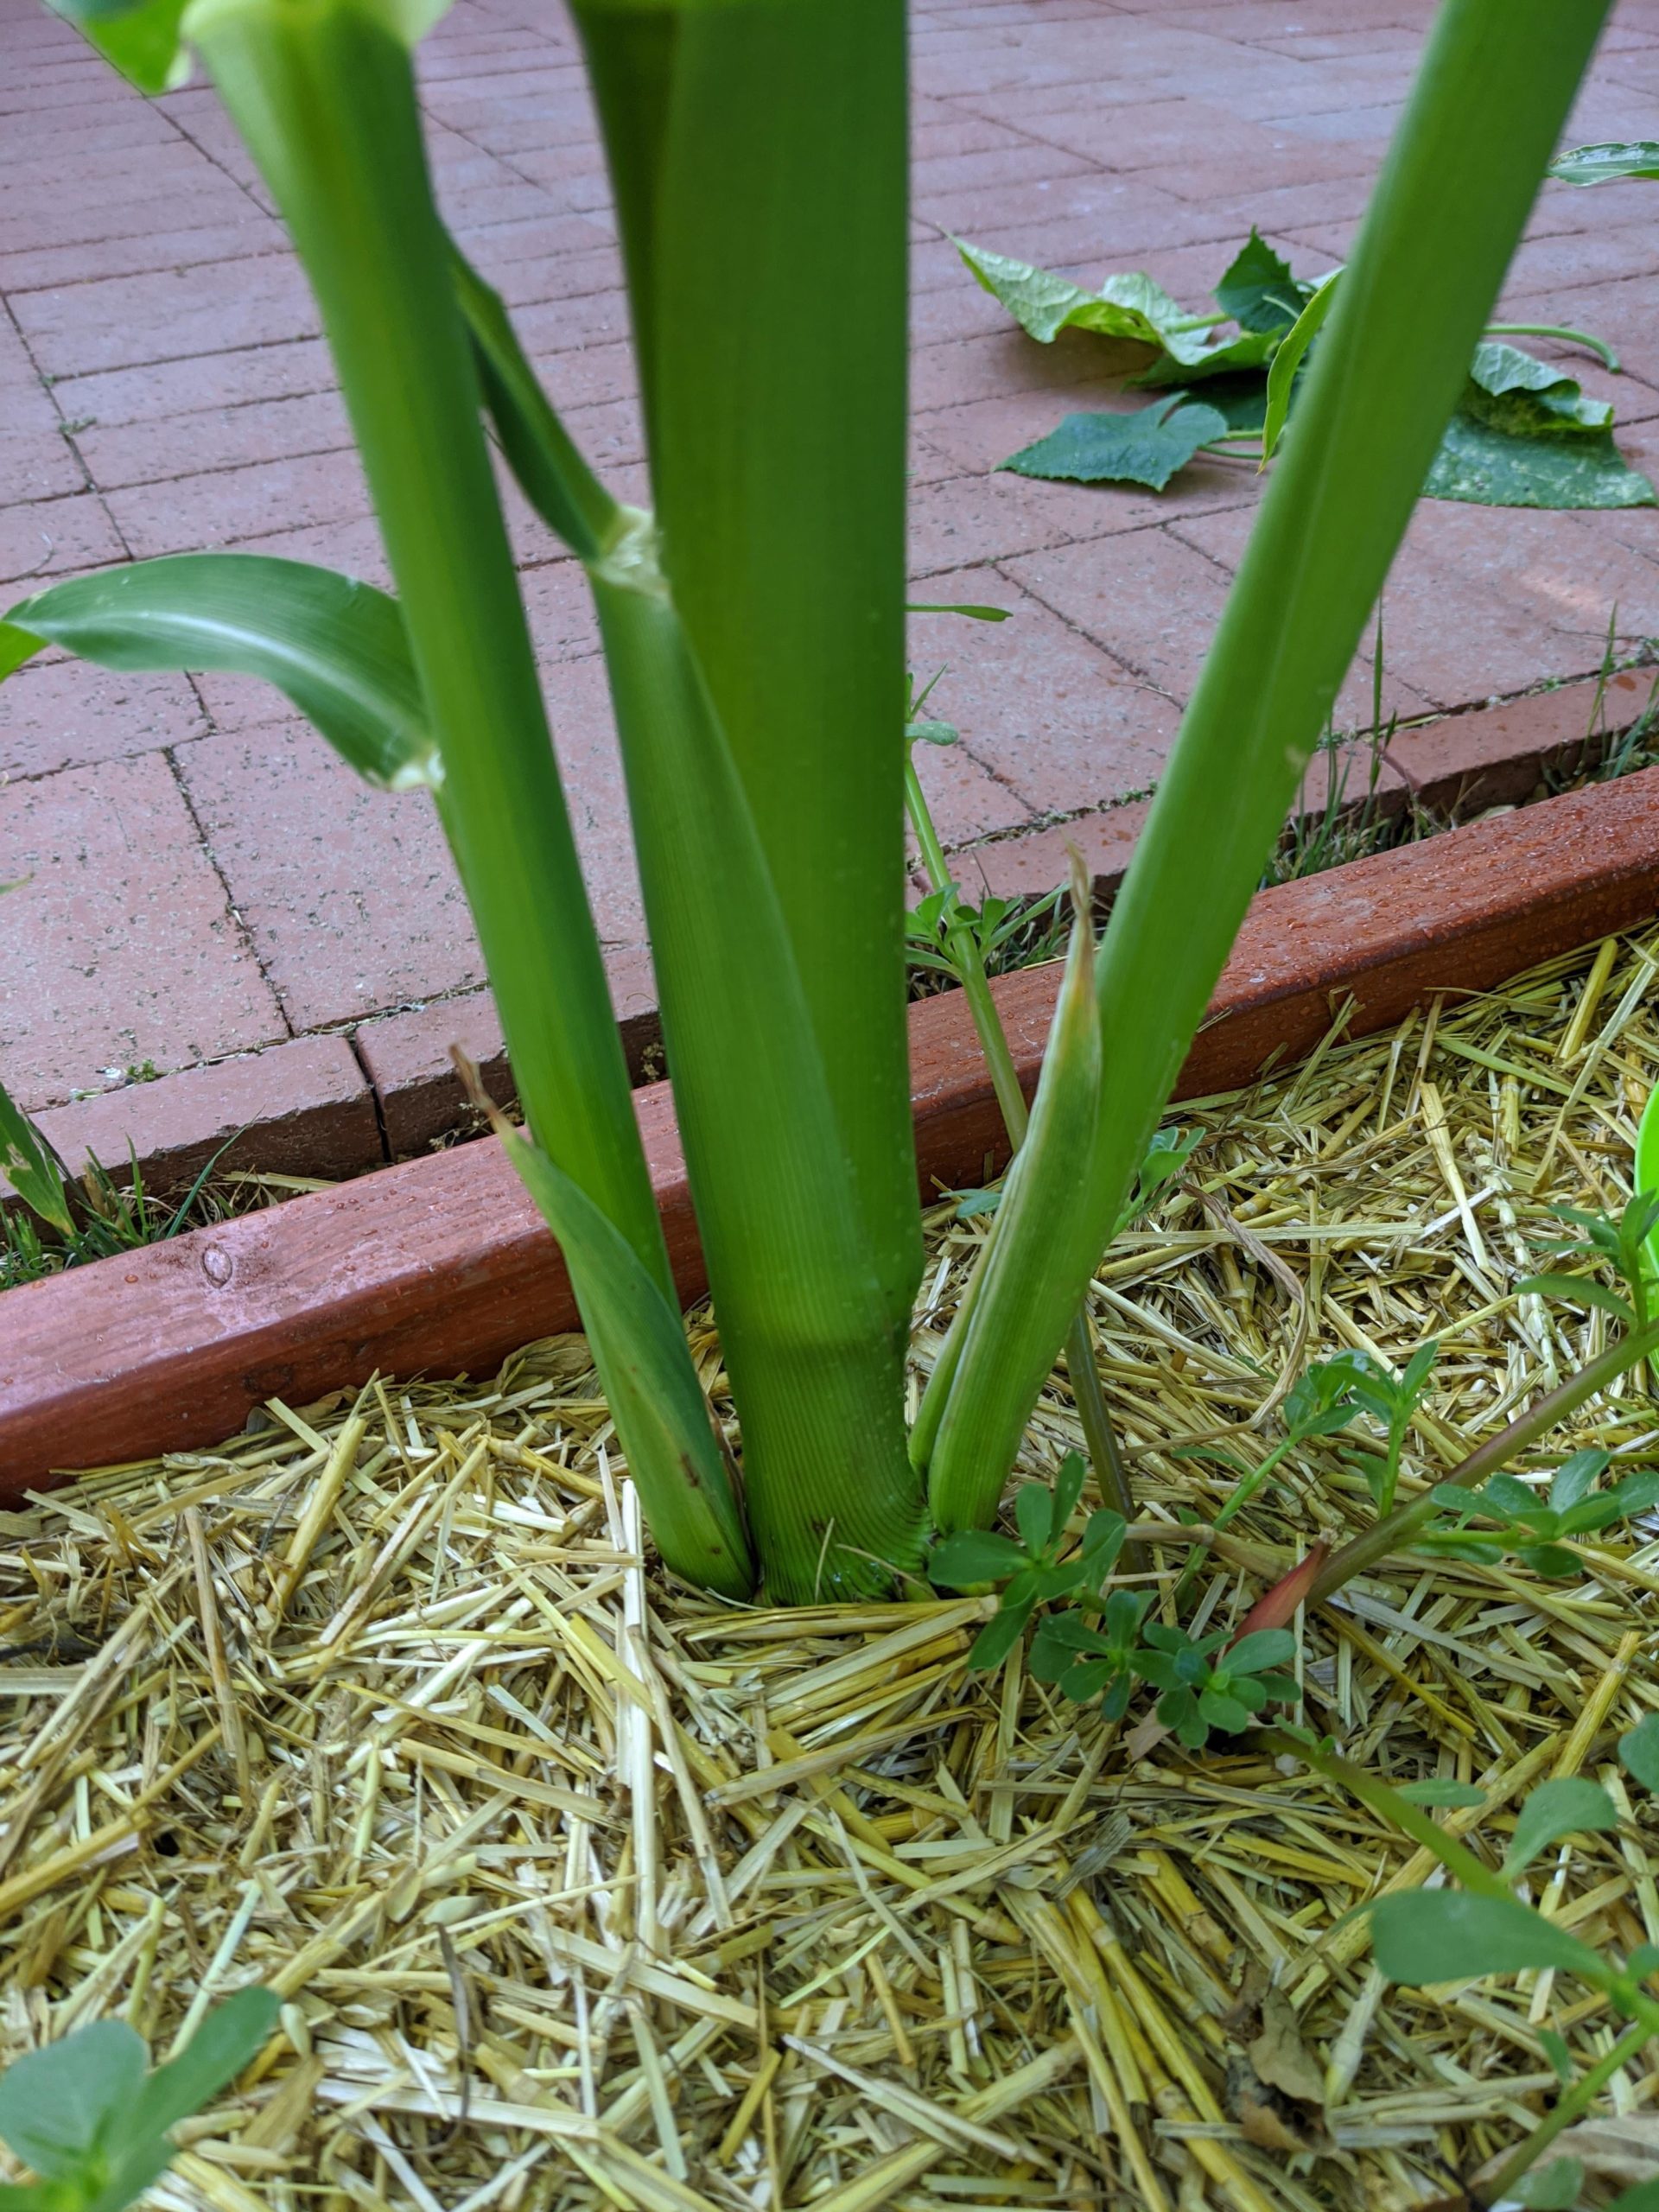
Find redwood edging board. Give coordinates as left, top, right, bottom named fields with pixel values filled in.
left=3, top=766, right=1657, bottom=1492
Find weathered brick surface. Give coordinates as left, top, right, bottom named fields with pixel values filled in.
left=3, top=0, right=1657, bottom=1177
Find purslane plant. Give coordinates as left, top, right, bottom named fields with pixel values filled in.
left=3, top=0, right=1623, bottom=1600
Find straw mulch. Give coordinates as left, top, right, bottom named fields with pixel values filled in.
left=3, top=925, right=1659, bottom=2212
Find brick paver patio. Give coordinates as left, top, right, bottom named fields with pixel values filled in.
left=3, top=0, right=1659, bottom=1181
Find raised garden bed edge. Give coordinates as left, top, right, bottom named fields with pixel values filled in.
left=2, top=764, right=1657, bottom=1495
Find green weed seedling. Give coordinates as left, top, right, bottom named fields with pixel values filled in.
left=0, top=1989, right=276, bottom=2212
left=1286, top=1721, right=1659, bottom=2208
left=1419, top=1448, right=1659, bottom=1578
left=927, top=1451, right=1125, bottom=1670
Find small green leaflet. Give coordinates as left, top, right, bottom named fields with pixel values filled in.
left=1370, top=1888, right=1603, bottom=1985
left=1620, top=1712, right=1659, bottom=1792
left=1499, top=1777, right=1619, bottom=1878
left=0, top=1989, right=277, bottom=2212
left=1001, top=398, right=1228, bottom=491
left=1213, top=229, right=1316, bottom=335
left=1548, top=141, right=1659, bottom=185
left=1424, top=341, right=1656, bottom=508
left=1509, top=2159, right=1585, bottom=2211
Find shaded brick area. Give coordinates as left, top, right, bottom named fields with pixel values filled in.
left=3, top=0, right=1659, bottom=1174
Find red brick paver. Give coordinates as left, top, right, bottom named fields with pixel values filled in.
left=3, top=0, right=1659, bottom=1179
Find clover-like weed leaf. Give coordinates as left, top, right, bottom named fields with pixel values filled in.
left=1619, top=1713, right=1659, bottom=1793
left=1370, top=1890, right=1602, bottom=1985
left=1500, top=1777, right=1619, bottom=1878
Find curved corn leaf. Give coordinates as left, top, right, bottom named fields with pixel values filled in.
left=924, top=865, right=1105, bottom=1532
left=48, top=0, right=192, bottom=92
left=449, top=243, right=620, bottom=564
left=1261, top=267, right=1340, bottom=461
left=0, top=1077, right=73, bottom=1241
left=502, top=1123, right=753, bottom=1599
left=2, top=556, right=438, bottom=791
left=1548, top=140, right=1659, bottom=185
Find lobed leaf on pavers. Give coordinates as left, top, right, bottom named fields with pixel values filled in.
left=999, top=397, right=1228, bottom=490
left=1425, top=342, right=1656, bottom=508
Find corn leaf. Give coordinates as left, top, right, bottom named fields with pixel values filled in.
left=2, top=556, right=437, bottom=791
left=503, top=1124, right=753, bottom=1597
left=193, top=0, right=673, bottom=1300
left=578, top=0, right=920, bottom=1351
left=1001, top=397, right=1227, bottom=489
left=0, top=1075, right=73, bottom=1241
left=924, top=871, right=1105, bottom=1531
left=448, top=244, right=620, bottom=564
left=942, top=0, right=1618, bottom=1520
left=48, top=0, right=192, bottom=92
left=1548, top=140, right=1659, bottom=185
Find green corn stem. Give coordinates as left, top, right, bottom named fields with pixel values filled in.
left=1484, top=320, right=1621, bottom=372
left=1306, top=1312, right=1659, bottom=1604
left=573, top=0, right=920, bottom=1346
left=924, top=876, right=1108, bottom=1534
left=591, top=519, right=925, bottom=1601
left=445, top=216, right=924, bottom=1598
left=903, top=755, right=1133, bottom=1523
left=188, top=0, right=751, bottom=1588
left=925, top=0, right=1613, bottom=1533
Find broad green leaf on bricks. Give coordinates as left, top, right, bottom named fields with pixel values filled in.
left=1213, top=229, right=1315, bottom=334
left=1370, top=1889, right=1603, bottom=1985
left=2, top=557, right=438, bottom=791
left=956, top=238, right=1198, bottom=349
left=1500, top=1777, right=1619, bottom=1877
left=0, top=2020, right=149, bottom=2180
left=48, top=0, right=192, bottom=92
left=1620, top=1713, right=1659, bottom=1791
left=0, top=1076, right=73, bottom=1241
left=1001, top=399, right=1228, bottom=491
left=1426, top=345, right=1656, bottom=508
left=500, top=1128, right=753, bottom=1599
left=1549, top=141, right=1659, bottom=184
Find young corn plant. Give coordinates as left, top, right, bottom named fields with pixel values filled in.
left=4, top=0, right=1628, bottom=1602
